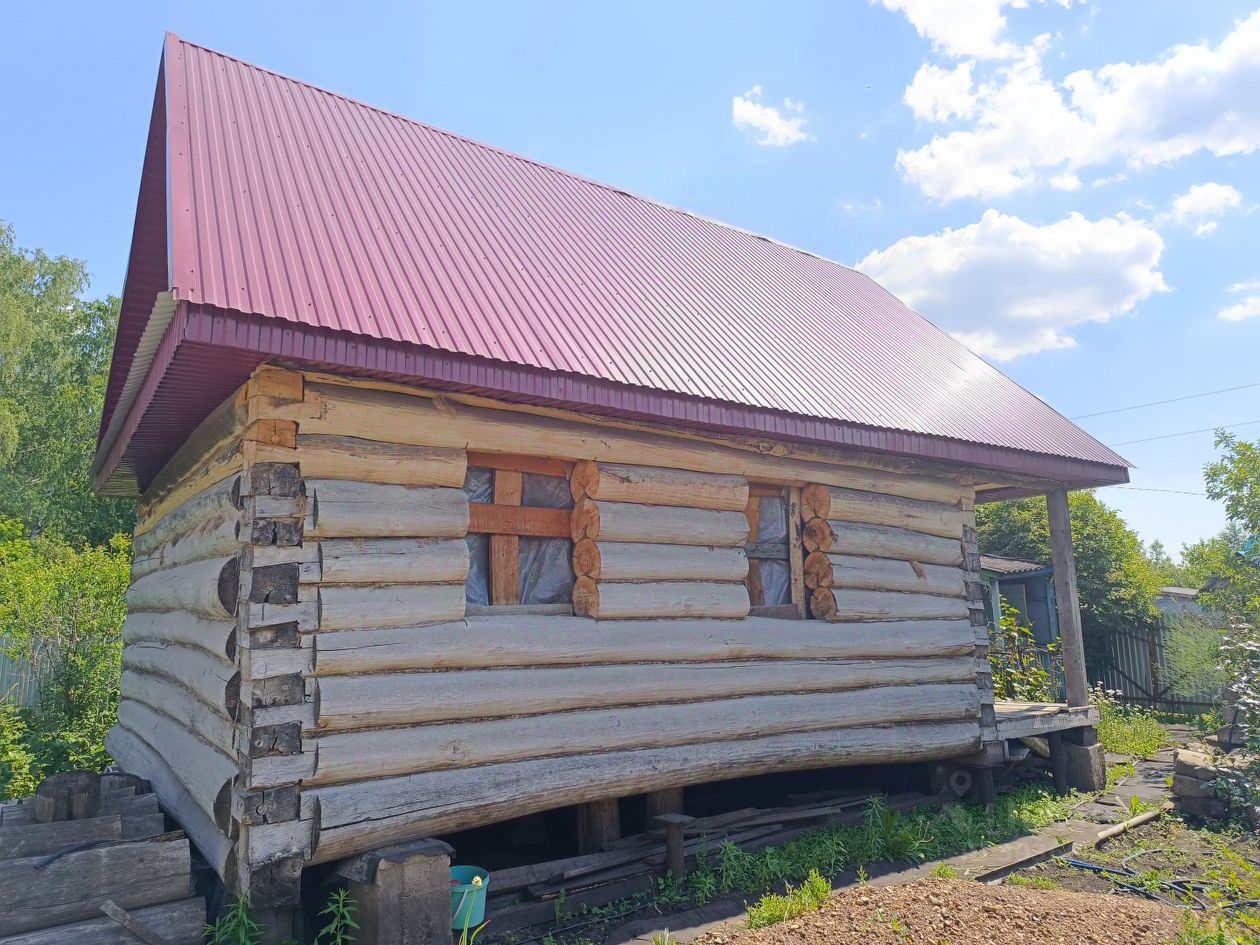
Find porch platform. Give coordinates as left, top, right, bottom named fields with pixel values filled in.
left=991, top=701, right=1100, bottom=741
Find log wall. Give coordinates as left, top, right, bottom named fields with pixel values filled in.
left=116, top=366, right=999, bottom=904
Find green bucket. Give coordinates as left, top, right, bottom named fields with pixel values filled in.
left=450, top=866, right=490, bottom=929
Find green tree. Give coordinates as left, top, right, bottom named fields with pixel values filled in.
left=0, top=221, right=134, bottom=545
left=0, top=520, right=130, bottom=798
left=976, top=491, right=1161, bottom=679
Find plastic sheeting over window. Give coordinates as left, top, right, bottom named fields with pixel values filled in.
left=754, top=495, right=792, bottom=606
left=463, top=466, right=574, bottom=607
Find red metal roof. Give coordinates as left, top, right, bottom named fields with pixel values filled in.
left=95, top=35, right=1130, bottom=495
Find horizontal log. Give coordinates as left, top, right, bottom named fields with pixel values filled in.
left=287, top=382, right=974, bottom=501
left=306, top=720, right=981, bottom=863
left=312, top=656, right=974, bottom=731
left=122, top=643, right=239, bottom=719
left=120, top=611, right=236, bottom=662
left=307, top=480, right=467, bottom=539
left=115, top=701, right=234, bottom=828
left=0, top=897, right=207, bottom=945
left=0, top=836, right=192, bottom=936
left=0, top=814, right=122, bottom=860
left=295, top=434, right=466, bottom=486
left=570, top=499, right=747, bottom=547
left=312, top=616, right=978, bottom=674
left=827, top=555, right=965, bottom=597
left=104, top=725, right=232, bottom=876
left=827, top=589, right=970, bottom=622
left=571, top=540, right=748, bottom=582
left=310, top=684, right=979, bottom=783
left=830, top=522, right=963, bottom=567
left=120, top=669, right=235, bottom=757
left=828, top=488, right=967, bottom=540
left=318, top=538, right=469, bottom=585
left=468, top=504, right=570, bottom=538
left=570, top=461, right=748, bottom=511
left=318, top=584, right=466, bottom=631
left=126, top=556, right=238, bottom=619
left=573, top=578, right=749, bottom=620
left=132, top=475, right=242, bottom=579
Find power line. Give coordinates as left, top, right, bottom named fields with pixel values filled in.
left=1107, top=418, right=1260, bottom=447
left=1071, top=380, right=1260, bottom=419
left=1113, top=486, right=1207, bottom=496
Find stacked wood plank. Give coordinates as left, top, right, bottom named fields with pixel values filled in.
left=569, top=461, right=751, bottom=619
left=0, top=774, right=203, bottom=944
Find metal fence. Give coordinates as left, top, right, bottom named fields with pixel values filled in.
left=0, top=641, right=43, bottom=708
left=1092, top=619, right=1224, bottom=714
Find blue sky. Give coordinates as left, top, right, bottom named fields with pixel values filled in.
left=3, top=1, right=1258, bottom=555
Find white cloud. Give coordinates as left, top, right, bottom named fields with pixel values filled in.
left=904, top=61, right=976, bottom=122
left=1168, top=182, right=1243, bottom=235
left=1227, top=279, right=1260, bottom=292
left=855, top=209, right=1167, bottom=360
left=1219, top=297, right=1260, bottom=321
left=731, top=86, right=811, bottom=147
left=897, top=12, right=1260, bottom=201
left=877, top=0, right=1076, bottom=61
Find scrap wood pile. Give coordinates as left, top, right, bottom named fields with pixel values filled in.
left=0, top=770, right=204, bottom=944
left=483, top=788, right=949, bottom=937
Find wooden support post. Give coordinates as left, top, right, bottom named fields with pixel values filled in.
left=1046, top=489, right=1088, bottom=709
left=975, top=767, right=995, bottom=812
left=576, top=799, right=621, bottom=854
left=653, top=813, right=694, bottom=882
left=339, top=838, right=455, bottom=945
left=644, top=788, right=684, bottom=820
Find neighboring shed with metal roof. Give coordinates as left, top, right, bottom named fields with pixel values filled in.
left=97, top=35, right=1123, bottom=923
left=980, top=555, right=1060, bottom=665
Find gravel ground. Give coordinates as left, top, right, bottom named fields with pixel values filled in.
left=695, top=878, right=1183, bottom=945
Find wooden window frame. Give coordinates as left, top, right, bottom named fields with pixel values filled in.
left=745, top=483, right=807, bottom=619
left=466, top=453, right=576, bottom=616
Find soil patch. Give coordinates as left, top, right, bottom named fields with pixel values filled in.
left=695, top=877, right=1182, bottom=945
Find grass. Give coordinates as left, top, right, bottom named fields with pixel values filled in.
left=929, top=863, right=958, bottom=879
left=1003, top=874, right=1061, bottom=890
left=1096, top=700, right=1172, bottom=758
left=745, top=870, right=831, bottom=929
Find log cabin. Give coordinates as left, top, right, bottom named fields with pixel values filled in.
left=95, top=34, right=1128, bottom=930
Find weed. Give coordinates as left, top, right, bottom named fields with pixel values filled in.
left=1172, top=913, right=1234, bottom=945
left=856, top=865, right=868, bottom=885
left=654, top=873, right=689, bottom=910
left=650, top=931, right=676, bottom=945
left=552, top=888, right=566, bottom=924
left=313, top=888, right=359, bottom=945
left=205, top=898, right=264, bottom=945
left=745, top=869, right=831, bottom=929
left=1004, top=874, right=1060, bottom=890
left=1092, top=685, right=1172, bottom=757
left=929, top=863, right=958, bottom=879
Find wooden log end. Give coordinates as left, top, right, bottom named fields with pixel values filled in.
left=572, top=538, right=602, bottom=579
left=800, top=483, right=832, bottom=522
left=570, top=498, right=600, bottom=543
left=218, top=556, right=241, bottom=616
left=802, top=519, right=835, bottom=554
left=570, top=460, right=600, bottom=502
left=809, top=587, right=837, bottom=621
left=802, top=550, right=834, bottom=590
left=573, top=576, right=600, bottom=617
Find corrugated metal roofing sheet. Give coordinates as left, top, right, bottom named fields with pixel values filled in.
left=980, top=555, right=1050, bottom=576
left=97, top=35, right=1130, bottom=493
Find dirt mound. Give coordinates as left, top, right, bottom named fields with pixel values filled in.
left=696, top=878, right=1183, bottom=945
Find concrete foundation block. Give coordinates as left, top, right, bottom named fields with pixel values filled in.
left=1059, top=740, right=1106, bottom=792
left=1171, top=774, right=1217, bottom=799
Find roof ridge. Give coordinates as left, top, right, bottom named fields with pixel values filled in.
left=170, top=33, right=853, bottom=271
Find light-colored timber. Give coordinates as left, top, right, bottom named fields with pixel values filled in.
left=292, top=434, right=465, bottom=487
left=120, top=669, right=235, bottom=757
left=570, top=461, right=748, bottom=511
left=126, top=555, right=238, bottom=619
left=570, top=499, right=747, bottom=547
left=312, top=656, right=975, bottom=731
left=571, top=540, right=748, bottom=582
left=120, top=643, right=239, bottom=718
left=305, top=720, right=981, bottom=862
left=317, top=583, right=466, bottom=631
left=131, top=475, right=242, bottom=578
left=309, top=684, right=979, bottom=783
left=826, top=488, right=967, bottom=540
left=573, top=578, right=749, bottom=620
left=317, top=538, right=469, bottom=585
left=121, top=612, right=236, bottom=661
left=827, top=555, right=965, bottom=597
left=307, top=480, right=467, bottom=539
left=829, top=522, right=963, bottom=566
left=311, top=616, right=979, bottom=674
left=825, top=588, right=970, bottom=622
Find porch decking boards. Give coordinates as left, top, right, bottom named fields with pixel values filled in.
left=990, top=701, right=1099, bottom=741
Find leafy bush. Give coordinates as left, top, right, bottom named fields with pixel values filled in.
left=745, top=869, right=830, bottom=929
left=0, top=522, right=130, bottom=798
left=989, top=601, right=1062, bottom=702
